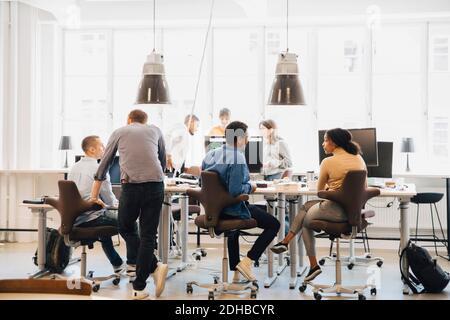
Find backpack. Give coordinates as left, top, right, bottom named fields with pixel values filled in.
left=399, top=240, right=450, bottom=293
left=32, top=228, right=73, bottom=274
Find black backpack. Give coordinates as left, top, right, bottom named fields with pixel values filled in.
left=399, top=240, right=450, bottom=293
left=33, top=227, right=73, bottom=274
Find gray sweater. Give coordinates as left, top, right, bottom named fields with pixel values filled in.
left=95, top=122, right=166, bottom=183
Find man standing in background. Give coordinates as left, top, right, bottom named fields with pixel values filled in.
left=89, top=109, right=168, bottom=300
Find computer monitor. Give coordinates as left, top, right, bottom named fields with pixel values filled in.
left=245, top=136, right=263, bottom=174
left=318, top=128, right=378, bottom=166
left=204, top=135, right=263, bottom=173
left=204, top=136, right=226, bottom=153
left=367, top=142, right=393, bottom=178
left=109, top=156, right=121, bottom=184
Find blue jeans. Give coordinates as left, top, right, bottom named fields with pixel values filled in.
left=77, top=210, right=123, bottom=268
left=119, top=181, right=164, bottom=291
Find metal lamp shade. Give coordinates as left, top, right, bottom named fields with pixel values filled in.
left=268, top=75, right=305, bottom=105
left=401, top=138, right=415, bottom=153
left=136, top=74, right=170, bottom=104
left=58, top=136, right=72, bottom=150
left=135, top=51, right=171, bottom=104
left=268, top=52, right=305, bottom=106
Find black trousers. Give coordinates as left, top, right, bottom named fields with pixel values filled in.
left=118, top=181, right=164, bottom=291
left=225, top=204, right=280, bottom=271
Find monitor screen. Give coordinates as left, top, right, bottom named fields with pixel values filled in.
left=367, top=142, right=393, bottom=178
left=245, top=136, right=263, bottom=174
left=318, top=128, right=378, bottom=166
left=204, top=136, right=226, bottom=153
left=109, top=156, right=121, bottom=184
left=204, top=135, right=263, bottom=173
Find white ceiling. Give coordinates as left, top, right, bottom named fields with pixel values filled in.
left=18, top=0, right=450, bottom=26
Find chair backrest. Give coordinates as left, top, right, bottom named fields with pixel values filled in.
left=317, top=170, right=380, bottom=228
left=44, top=180, right=102, bottom=235
left=186, top=171, right=249, bottom=228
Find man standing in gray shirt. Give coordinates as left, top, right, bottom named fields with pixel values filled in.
left=90, top=109, right=168, bottom=300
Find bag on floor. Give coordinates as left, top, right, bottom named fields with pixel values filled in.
left=399, top=240, right=450, bottom=293
left=32, top=227, right=73, bottom=274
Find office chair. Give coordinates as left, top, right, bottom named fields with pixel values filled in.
left=45, top=180, right=121, bottom=292
left=299, top=170, right=379, bottom=300
left=186, top=171, right=258, bottom=300
left=318, top=209, right=384, bottom=270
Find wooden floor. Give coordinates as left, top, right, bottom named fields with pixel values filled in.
left=0, top=240, right=449, bottom=300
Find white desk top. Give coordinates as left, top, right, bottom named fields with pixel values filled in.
left=165, top=183, right=416, bottom=198
left=20, top=203, right=53, bottom=209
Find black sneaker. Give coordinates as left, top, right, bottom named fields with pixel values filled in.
left=270, top=242, right=288, bottom=254
left=304, top=265, right=322, bottom=282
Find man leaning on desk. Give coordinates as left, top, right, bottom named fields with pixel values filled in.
left=89, top=109, right=168, bottom=300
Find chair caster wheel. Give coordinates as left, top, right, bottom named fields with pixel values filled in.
left=213, top=277, right=219, bottom=284
left=358, top=294, right=366, bottom=300
left=201, top=249, right=207, bottom=257
left=186, top=284, right=193, bottom=294
left=195, top=255, right=201, bottom=261
left=87, top=271, right=94, bottom=278
left=252, top=281, right=259, bottom=291
left=250, top=290, right=257, bottom=299
left=318, top=259, right=325, bottom=266
left=332, top=253, right=337, bottom=258
left=377, top=261, right=383, bottom=267
left=92, top=284, right=100, bottom=292
left=112, top=278, right=120, bottom=286
left=299, top=284, right=307, bottom=292
left=208, top=292, right=214, bottom=300
left=347, top=263, right=354, bottom=270
left=370, top=288, right=377, bottom=296
left=366, top=254, right=372, bottom=259
left=313, top=292, right=322, bottom=300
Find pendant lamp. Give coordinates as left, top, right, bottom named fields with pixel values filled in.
left=136, top=0, right=170, bottom=104
left=267, top=0, right=305, bottom=105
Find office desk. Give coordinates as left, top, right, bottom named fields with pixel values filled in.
left=20, top=203, right=54, bottom=279
left=161, top=184, right=417, bottom=293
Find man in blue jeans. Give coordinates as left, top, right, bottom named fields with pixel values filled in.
left=90, top=109, right=168, bottom=300
left=202, top=121, right=280, bottom=283
left=68, top=135, right=125, bottom=274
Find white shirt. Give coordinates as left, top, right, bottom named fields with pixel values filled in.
left=165, top=124, right=204, bottom=172
left=68, top=156, right=118, bottom=225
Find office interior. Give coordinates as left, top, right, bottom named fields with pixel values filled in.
left=1, top=0, right=450, bottom=301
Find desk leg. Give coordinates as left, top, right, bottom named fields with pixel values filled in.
left=276, top=193, right=287, bottom=275
left=161, top=193, right=176, bottom=279
left=29, top=209, right=49, bottom=279
left=177, top=194, right=189, bottom=272
left=264, top=197, right=278, bottom=288
left=288, top=197, right=298, bottom=289
left=399, top=198, right=411, bottom=294
left=446, top=178, right=450, bottom=260
left=295, top=197, right=307, bottom=278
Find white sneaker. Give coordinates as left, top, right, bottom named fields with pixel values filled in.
left=113, top=262, right=126, bottom=275
left=126, top=264, right=136, bottom=279
left=152, top=262, right=168, bottom=297
left=232, top=270, right=247, bottom=284
left=131, top=288, right=149, bottom=300
left=236, top=257, right=256, bottom=281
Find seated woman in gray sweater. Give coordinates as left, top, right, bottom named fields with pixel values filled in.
left=259, top=120, right=293, bottom=181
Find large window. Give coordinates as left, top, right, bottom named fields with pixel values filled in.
left=62, top=21, right=450, bottom=171
left=63, top=31, right=109, bottom=155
